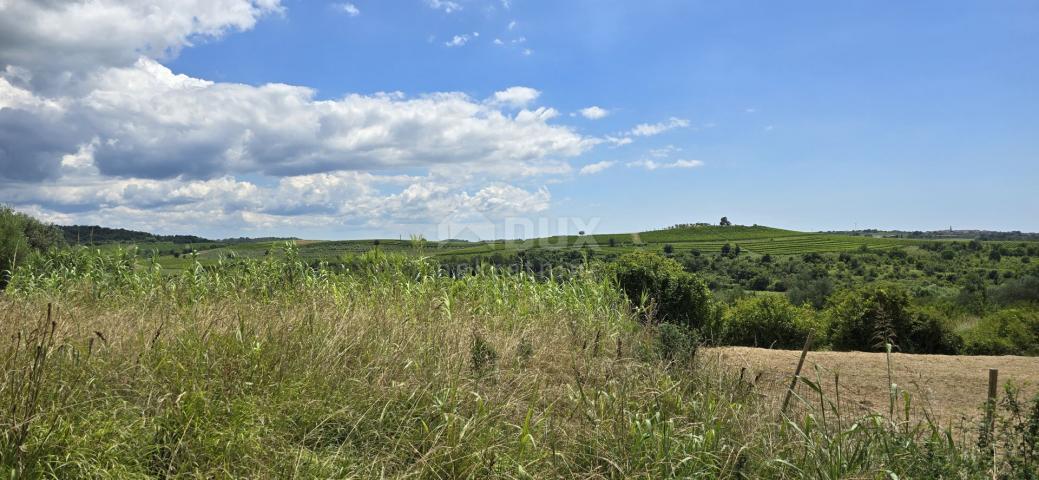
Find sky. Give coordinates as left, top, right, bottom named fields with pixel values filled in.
left=1, top=0, right=1037, bottom=240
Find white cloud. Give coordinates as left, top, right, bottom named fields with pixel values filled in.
left=493, top=38, right=504, bottom=45
left=629, top=117, right=690, bottom=137
left=579, top=161, right=615, bottom=175
left=0, top=0, right=607, bottom=234
left=2, top=59, right=592, bottom=182
left=3, top=151, right=556, bottom=233
left=648, top=145, right=681, bottom=158
left=0, top=0, right=282, bottom=93
left=626, top=159, right=704, bottom=171
left=334, top=3, right=360, bottom=16
left=603, top=135, right=633, bottom=146
left=445, top=32, right=478, bottom=47
left=579, top=106, right=609, bottom=120
left=521, top=48, right=533, bottom=56
left=426, top=0, right=461, bottom=13
left=508, top=20, right=517, bottom=30
left=489, top=86, right=540, bottom=107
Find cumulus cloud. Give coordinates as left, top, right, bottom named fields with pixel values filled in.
left=629, top=117, right=690, bottom=136
left=0, top=57, right=587, bottom=230
left=489, top=86, right=540, bottom=108
left=579, top=106, right=609, bottom=119
left=3, top=150, right=554, bottom=234
left=626, top=159, right=704, bottom=171
left=445, top=32, right=478, bottom=47
left=334, top=3, right=360, bottom=16
left=426, top=0, right=461, bottom=13
left=0, top=0, right=282, bottom=93
left=0, top=59, right=590, bottom=181
left=579, top=161, right=615, bottom=175
left=0, top=1, right=599, bottom=235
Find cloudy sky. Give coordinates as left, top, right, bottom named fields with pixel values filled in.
left=1, top=0, right=1037, bottom=239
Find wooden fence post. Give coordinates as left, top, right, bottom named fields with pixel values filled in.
left=986, top=368, right=999, bottom=428
left=781, top=331, right=814, bottom=415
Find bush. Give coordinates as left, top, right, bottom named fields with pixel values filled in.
left=786, top=273, right=834, bottom=309
left=724, top=295, right=821, bottom=349
left=905, top=307, right=963, bottom=355
left=612, top=251, right=718, bottom=333
left=962, top=309, right=1039, bottom=356
left=655, top=323, right=700, bottom=361
left=827, top=285, right=959, bottom=353
left=990, top=275, right=1039, bottom=306
left=0, top=207, right=66, bottom=289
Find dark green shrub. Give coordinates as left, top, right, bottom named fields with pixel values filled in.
left=827, top=285, right=915, bottom=352
left=612, top=251, right=718, bottom=333
left=786, top=274, right=834, bottom=309
left=828, top=286, right=961, bottom=354
left=0, top=207, right=66, bottom=289
left=962, top=309, right=1039, bottom=356
left=656, top=323, right=700, bottom=362
left=905, top=307, right=963, bottom=355
left=990, top=275, right=1039, bottom=306
left=724, top=295, right=821, bottom=349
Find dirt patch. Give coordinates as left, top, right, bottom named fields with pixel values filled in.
left=709, top=347, right=1039, bottom=425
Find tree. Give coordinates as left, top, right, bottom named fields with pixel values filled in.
left=719, top=216, right=731, bottom=226
left=720, top=243, right=732, bottom=256
left=662, top=243, right=674, bottom=255
left=725, top=296, right=822, bottom=349
left=611, top=251, right=719, bottom=333
left=989, top=248, right=1002, bottom=262
left=828, top=285, right=914, bottom=351
left=0, top=206, right=66, bottom=289
left=958, top=272, right=988, bottom=313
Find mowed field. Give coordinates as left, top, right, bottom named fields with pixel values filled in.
left=711, top=347, right=1039, bottom=423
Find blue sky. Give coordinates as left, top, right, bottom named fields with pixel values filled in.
left=1, top=0, right=1037, bottom=239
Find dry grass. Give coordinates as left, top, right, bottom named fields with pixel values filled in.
left=713, top=346, right=1039, bottom=423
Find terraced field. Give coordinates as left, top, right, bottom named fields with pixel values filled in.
left=731, top=235, right=914, bottom=254
left=136, top=225, right=958, bottom=268
left=432, top=227, right=923, bottom=259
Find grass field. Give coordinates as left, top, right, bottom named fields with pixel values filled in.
left=3, top=250, right=1038, bottom=477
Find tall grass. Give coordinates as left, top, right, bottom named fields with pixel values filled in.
left=0, top=245, right=1035, bottom=478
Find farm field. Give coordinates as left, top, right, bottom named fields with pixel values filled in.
left=139, top=225, right=949, bottom=269
left=713, top=346, right=1039, bottom=422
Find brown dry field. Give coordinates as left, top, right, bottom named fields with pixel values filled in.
left=709, top=347, right=1039, bottom=425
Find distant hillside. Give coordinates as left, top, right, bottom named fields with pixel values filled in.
left=60, top=225, right=212, bottom=245
left=827, top=229, right=1039, bottom=241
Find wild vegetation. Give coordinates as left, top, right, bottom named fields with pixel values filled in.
left=2, top=210, right=1039, bottom=476
left=0, top=241, right=1037, bottom=477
